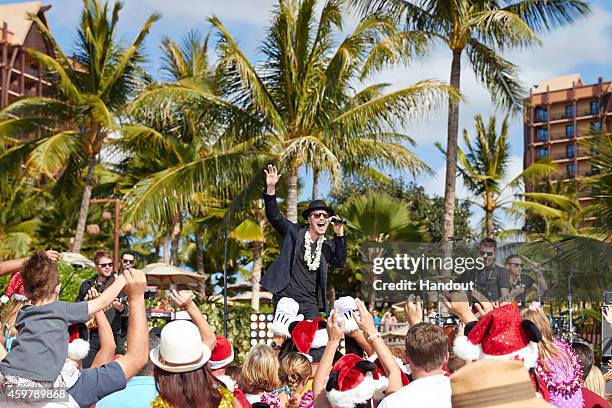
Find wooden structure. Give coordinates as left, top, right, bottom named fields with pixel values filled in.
left=0, top=1, right=53, bottom=109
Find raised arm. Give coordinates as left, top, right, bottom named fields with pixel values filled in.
left=115, top=268, right=148, bottom=380
left=355, top=299, right=402, bottom=394
left=313, top=312, right=344, bottom=398
left=170, top=290, right=216, bottom=351
left=263, top=164, right=293, bottom=236
left=87, top=275, right=126, bottom=315
left=90, top=309, right=116, bottom=368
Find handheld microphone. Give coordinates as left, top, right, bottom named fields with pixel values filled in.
left=328, top=217, right=348, bottom=225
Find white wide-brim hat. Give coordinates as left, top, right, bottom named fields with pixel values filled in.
left=150, top=320, right=212, bottom=373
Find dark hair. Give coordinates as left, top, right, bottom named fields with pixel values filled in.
left=121, top=250, right=137, bottom=260
left=505, top=254, right=521, bottom=264
left=405, top=323, right=448, bottom=371
left=571, top=342, right=593, bottom=381
left=446, top=353, right=467, bottom=374
left=154, top=365, right=223, bottom=408
left=479, top=238, right=497, bottom=250
left=21, top=252, right=59, bottom=302
left=93, top=250, right=113, bottom=264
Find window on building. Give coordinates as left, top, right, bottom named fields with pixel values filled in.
left=564, top=104, right=573, bottom=118
left=537, top=148, right=548, bottom=159
left=535, top=107, right=548, bottom=122
left=565, top=124, right=574, bottom=138
left=590, top=100, right=600, bottom=115
left=567, top=163, right=576, bottom=177
left=566, top=144, right=575, bottom=158
left=536, top=127, right=548, bottom=142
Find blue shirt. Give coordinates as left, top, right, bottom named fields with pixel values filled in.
left=95, top=375, right=157, bottom=408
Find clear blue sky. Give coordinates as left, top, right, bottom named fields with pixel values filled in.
left=4, top=0, right=612, bottom=230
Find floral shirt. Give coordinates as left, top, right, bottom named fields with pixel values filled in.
left=260, top=386, right=314, bottom=408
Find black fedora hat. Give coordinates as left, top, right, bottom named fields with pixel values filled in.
left=302, top=200, right=334, bottom=220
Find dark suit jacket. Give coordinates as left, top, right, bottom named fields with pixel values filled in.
left=260, top=192, right=347, bottom=312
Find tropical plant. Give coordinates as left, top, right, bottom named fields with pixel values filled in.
left=355, top=0, right=591, bottom=242
left=0, top=0, right=159, bottom=253
left=133, top=0, right=458, bottom=224
left=340, top=192, right=428, bottom=309
left=445, top=114, right=556, bottom=238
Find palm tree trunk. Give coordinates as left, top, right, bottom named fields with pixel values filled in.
left=312, top=169, right=319, bottom=201
left=286, top=167, right=299, bottom=223
left=442, top=49, right=462, bottom=243
left=485, top=192, right=494, bottom=238
left=251, top=202, right=265, bottom=311
left=72, top=155, right=96, bottom=253
left=326, top=282, right=336, bottom=312
left=251, top=241, right=263, bottom=312
left=162, top=237, right=170, bottom=264
left=170, top=214, right=181, bottom=266
left=195, top=230, right=206, bottom=298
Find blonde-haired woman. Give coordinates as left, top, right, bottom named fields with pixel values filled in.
left=239, top=344, right=281, bottom=404
left=521, top=305, right=583, bottom=407
left=583, top=365, right=606, bottom=399
left=259, top=352, right=313, bottom=408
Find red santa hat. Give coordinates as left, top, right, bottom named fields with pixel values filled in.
left=1, top=272, right=26, bottom=304
left=289, top=317, right=328, bottom=354
left=325, top=354, right=386, bottom=408
left=270, top=297, right=304, bottom=337
left=68, top=323, right=90, bottom=361
left=209, top=335, right=234, bottom=370
left=453, top=303, right=541, bottom=369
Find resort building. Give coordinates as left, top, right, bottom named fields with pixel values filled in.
left=0, top=1, right=53, bottom=109
left=523, top=74, right=611, bottom=204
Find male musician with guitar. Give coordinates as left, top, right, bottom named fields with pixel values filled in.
left=503, top=254, right=548, bottom=306
left=75, top=250, right=127, bottom=368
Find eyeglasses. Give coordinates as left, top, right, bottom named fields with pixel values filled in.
left=97, top=263, right=113, bottom=268
left=479, top=251, right=495, bottom=257
left=122, top=259, right=135, bottom=265
left=311, top=212, right=328, bottom=219
left=508, top=262, right=523, bottom=267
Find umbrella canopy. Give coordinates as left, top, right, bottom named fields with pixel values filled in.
left=228, top=291, right=273, bottom=304
left=142, top=263, right=204, bottom=286
left=60, top=252, right=95, bottom=269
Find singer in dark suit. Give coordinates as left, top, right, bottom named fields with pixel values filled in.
left=261, top=164, right=347, bottom=319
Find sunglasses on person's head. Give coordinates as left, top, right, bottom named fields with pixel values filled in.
left=311, top=212, right=329, bottom=219
left=97, top=262, right=113, bottom=268
left=479, top=251, right=495, bottom=257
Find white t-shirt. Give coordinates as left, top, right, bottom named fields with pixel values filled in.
left=377, top=374, right=451, bottom=408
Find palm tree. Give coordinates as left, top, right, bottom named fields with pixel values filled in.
left=440, top=114, right=556, bottom=238
left=356, top=0, right=590, bottom=242
left=0, top=0, right=159, bottom=252
left=341, top=192, right=428, bottom=309
left=134, top=0, right=458, bottom=224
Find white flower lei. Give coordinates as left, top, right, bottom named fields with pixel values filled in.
left=304, top=230, right=324, bottom=271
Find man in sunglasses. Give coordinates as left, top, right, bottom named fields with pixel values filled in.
left=460, top=238, right=510, bottom=301
left=503, top=254, right=547, bottom=306
left=261, top=164, right=347, bottom=319
left=75, top=250, right=127, bottom=367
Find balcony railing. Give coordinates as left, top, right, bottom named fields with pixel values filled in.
left=550, top=113, right=572, bottom=121
left=550, top=132, right=574, bottom=141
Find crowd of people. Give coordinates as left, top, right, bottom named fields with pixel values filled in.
left=0, top=250, right=610, bottom=407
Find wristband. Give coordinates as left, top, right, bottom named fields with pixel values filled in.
left=367, top=332, right=381, bottom=342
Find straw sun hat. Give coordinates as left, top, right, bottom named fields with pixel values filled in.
left=150, top=320, right=211, bottom=373
left=451, top=359, right=552, bottom=408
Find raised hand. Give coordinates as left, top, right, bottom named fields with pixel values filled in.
left=169, top=289, right=194, bottom=310
left=327, top=311, right=345, bottom=343
left=123, top=268, right=146, bottom=298
left=604, top=306, right=612, bottom=328
left=264, top=164, right=281, bottom=195
left=45, top=250, right=61, bottom=263
left=354, top=298, right=377, bottom=337
left=405, top=295, right=423, bottom=326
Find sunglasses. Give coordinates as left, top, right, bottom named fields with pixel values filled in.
left=311, top=212, right=329, bottom=219
left=508, top=262, right=523, bottom=267
left=122, top=259, right=135, bottom=264
left=97, top=263, right=113, bottom=268
left=479, top=251, right=495, bottom=257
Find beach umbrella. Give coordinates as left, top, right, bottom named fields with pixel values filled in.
left=142, top=262, right=204, bottom=286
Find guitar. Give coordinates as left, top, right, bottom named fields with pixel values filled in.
left=86, top=294, right=128, bottom=330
